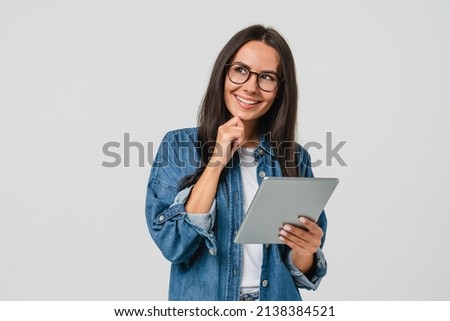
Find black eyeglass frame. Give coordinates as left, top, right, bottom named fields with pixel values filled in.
left=225, top=63, right=284, bottom=92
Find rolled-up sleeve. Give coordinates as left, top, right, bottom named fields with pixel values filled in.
left=146, top=178, right=218, bottom=263
left=174, top=186, right=216, bottom=233
left=284, top=248, right=327, bottom=290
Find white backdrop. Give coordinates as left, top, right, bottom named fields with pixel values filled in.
left=1, top=0, right=449, bottom=300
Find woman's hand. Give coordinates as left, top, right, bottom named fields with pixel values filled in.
left=186, top=116, right=244, bottom=214
left=278, top=217, right=323, bottom=274
left=208, top=116, right=245, bottom=169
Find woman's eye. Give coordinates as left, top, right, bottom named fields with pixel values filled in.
left=260, top=73, right=275, bottom=82
left=234, top=66, right=248, bottom=75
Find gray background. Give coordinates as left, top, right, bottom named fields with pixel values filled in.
left=1, top=0, right=449, bottom=300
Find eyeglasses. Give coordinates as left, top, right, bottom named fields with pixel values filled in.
left=225, top=63, right=283, bottom=92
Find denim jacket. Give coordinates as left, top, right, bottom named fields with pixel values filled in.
left=145, top=127, right=327, bottom=301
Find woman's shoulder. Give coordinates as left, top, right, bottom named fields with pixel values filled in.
left=164, top=127, right=198, bottom=136
left=162, top=127, right=199, bottom=143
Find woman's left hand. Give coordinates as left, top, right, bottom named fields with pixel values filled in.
left=278, top=217, right=323, bottom=272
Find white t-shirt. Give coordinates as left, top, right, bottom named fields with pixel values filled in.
left=238, top=147, right=262, bottom=294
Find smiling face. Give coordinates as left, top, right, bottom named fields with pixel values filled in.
left=224, top=40, right=281, bottom=131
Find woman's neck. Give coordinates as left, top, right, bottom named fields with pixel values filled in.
left=241, top=119, right=260, bottom=147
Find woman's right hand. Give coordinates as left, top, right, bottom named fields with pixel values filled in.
left=186, top=116, right=245, bottom=214
left=208, top=116, right=245, bottom=170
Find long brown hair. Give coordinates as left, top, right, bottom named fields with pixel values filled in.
left=180, top=25, right=299, bottom=189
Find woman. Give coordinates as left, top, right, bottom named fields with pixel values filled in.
left=145, top=24, right=327, bottom=301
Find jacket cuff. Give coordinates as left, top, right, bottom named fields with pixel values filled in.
left=168, top=186, right=217, bottom=255
left=285, top=248, right=327, bottom=290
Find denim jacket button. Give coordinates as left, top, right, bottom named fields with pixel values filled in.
left=209, top=248, right=217, bottom=256
left=258, top=171, right=266, bottom=178
left=262, top=279, right=268, bottom=287
left=264, top=244, right=269, bottom=249
left=158, top=215, right=164, bottom=222
left=258, top=148, right=264, bottom=155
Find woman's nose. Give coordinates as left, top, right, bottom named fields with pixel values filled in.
left=242, top=73, right=260, bottom=93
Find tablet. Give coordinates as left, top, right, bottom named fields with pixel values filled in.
left=234, top=177, right=339, bottom=244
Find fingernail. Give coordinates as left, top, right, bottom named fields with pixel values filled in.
left=299, top=217, right=306, bottom=224
left=283, top=224, right=292, bottom=231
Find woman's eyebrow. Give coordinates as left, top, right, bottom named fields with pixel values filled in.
left=231, top=61, right=278, bottom=74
